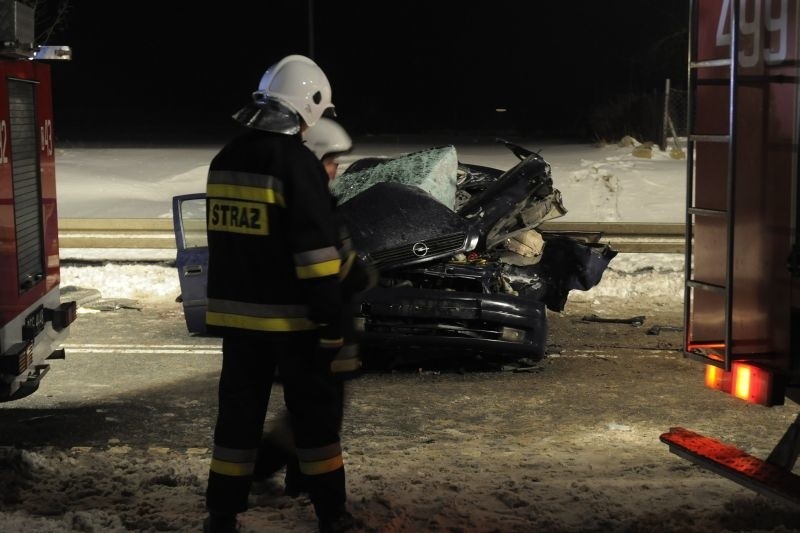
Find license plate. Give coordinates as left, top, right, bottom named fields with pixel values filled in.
left=23, top=305, right=45, bottom=341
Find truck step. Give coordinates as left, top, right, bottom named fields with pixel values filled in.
left=660, top=427, right=800, bottom=506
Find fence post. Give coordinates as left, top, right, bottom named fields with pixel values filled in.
left=660, top=78, right=671, bottom=151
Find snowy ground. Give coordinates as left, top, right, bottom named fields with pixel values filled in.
left=54, top=136, right=686, bottom=222
left=55, top=136, right=688, bottom=305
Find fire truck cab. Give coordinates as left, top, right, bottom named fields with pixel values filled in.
left=660, top=0, right=800, bottom=503
left=0, top=1, right=75, bottom=401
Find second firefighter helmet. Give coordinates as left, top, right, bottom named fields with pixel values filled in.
left=303, top=117, right=352, bottom=160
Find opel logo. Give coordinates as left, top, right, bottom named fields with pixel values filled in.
left=412, top=242, right=429, bottom=257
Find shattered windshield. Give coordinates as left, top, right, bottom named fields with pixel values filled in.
left=331, top=145, right=459, bottom=209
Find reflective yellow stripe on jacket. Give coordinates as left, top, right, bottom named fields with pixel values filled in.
left=294, top=246, right=341, bottom=279
left=207, top=170, right=286, bottom=207
left=206, top=299, right=316, bottom=332
left=207, top=183, right=285, bottom=206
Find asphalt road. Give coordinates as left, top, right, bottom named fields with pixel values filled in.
left=0, top=303, right=222, bottom=449
left=0, top=293, right=688, bottom=450
left=4, top=296, right=800, bottom=532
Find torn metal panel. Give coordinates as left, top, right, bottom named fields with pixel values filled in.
left=458, top=154, right=562, bottom=249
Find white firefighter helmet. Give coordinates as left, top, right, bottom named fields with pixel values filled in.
left=253, top=54, right=334, bottom=128
left=303, top=117, right=352, bottom=160
left=233, top=54, right=335, bottom=134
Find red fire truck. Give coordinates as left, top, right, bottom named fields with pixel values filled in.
left=0, top=1, right=75, bottom=401
left=660, top=0, right=800, bottom=502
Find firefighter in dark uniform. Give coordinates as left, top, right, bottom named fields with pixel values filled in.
left=202, top=54, right=356, bottom=533
left=251, top=117, right=376, bottom=496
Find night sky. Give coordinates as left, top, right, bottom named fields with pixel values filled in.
left=39, top=1, right=688, bottom=144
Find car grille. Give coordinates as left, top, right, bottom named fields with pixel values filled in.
left=369, top=233, right=468, bottom=269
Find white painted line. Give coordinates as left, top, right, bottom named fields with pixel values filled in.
left=62, top=344, right=219, bottom=349
left=61, top=344, right=220, bottom=355
left=67, top=349, right=220, bottom=354
left=549, top=350, right=677, bottom=359
left=549, top=353, right=620, bottom=359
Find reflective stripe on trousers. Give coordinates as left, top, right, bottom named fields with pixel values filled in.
left=209, top=445, right=258, bottom=477
left=296, top=441, right=344, bottom=476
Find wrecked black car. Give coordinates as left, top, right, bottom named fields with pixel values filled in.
left=172, top=140, right=616, bottom=368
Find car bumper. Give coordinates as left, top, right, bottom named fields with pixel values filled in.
left=354, top=287, right=547, bottom=360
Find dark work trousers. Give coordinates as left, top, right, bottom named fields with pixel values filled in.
left=255, top=375, right=346, bottom=488
left=205, top=332, right=346, bottom=520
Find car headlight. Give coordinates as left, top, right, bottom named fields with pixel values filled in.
left=500, top=326, right=525, bottom=343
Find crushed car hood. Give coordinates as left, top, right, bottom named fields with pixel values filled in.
left=335, top=144, right=566, bottom=269
left=338, top=182, right=480, bottom=271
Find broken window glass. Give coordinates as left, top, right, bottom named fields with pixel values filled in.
left=331, top=145, right=459, bottom=210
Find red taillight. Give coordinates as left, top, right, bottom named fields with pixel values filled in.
left=731, top=362, right=772, bottom=405
left=705, top=362, right=781, bottom=406
left=705, top=364, right=731, bottom=392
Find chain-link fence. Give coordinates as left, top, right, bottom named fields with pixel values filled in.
left=667, top=87, right=688, bottom=137
left=660, top=80, right=688, bottom=150
left=587, top=79, right=688, bottom=148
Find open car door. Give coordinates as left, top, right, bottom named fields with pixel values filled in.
left=172, top=193, right=208, bottom=334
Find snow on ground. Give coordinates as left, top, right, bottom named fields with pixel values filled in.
left=58, top=253, right=685, bottom=312
left=56, top=137, right=688, bottom=307
left=55, top=137, right=686, bottom=222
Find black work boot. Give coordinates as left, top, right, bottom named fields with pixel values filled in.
left=203, top=512, right=239, bottom=533
left=318, top=507, right=358, bottom=533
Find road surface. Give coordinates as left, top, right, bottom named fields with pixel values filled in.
left=2, top=291, right=800, bottom=531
